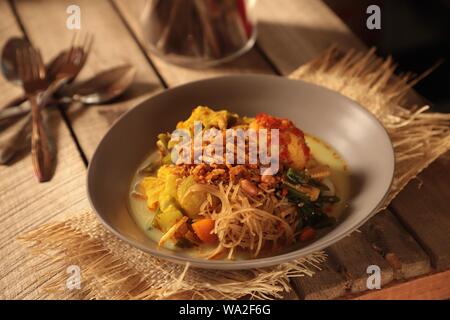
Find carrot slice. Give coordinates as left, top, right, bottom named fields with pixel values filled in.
left=192, top=219, right=218, bottom=244
left=299, top=227, right=316, bottom=242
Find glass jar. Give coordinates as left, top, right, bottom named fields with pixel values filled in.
left=140, top=0, right=258, bottom=67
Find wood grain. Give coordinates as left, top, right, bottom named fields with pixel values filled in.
left=327, top=232, right=394, bottom=293
left=360, top=210, right=431, bottom=280
left=292, top=257, right=347, bottom=300
left=0, top=0, right=89, bottom=300
left=391, top=151, right=450, bottom=271
left=13, top=0, right=164, bottom=160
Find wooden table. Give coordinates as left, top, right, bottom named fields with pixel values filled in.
left=1, top=0, right=449, bottom=300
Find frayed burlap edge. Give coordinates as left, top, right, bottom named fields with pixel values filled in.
left=19, top=211, right=326, bottom=300
left=19, top=47, right=450, bottom=300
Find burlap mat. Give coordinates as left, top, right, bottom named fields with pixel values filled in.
left=19, top=47, right=450, bottom=300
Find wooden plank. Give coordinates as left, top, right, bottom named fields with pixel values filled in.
left=391, top=151, right=450, bottom=271
left=13, top=0, right=164, bottom=159
left=0, top=1, right=90, bottom=299
left=112, top=0, right=275, bottom=87
left=352, top=269, right=450, bottom=300
left=326, top=231, right=394, bottom=293
left=256, top=0, right=365, bottom=75
left=360, top=210, right=431, bottom=280
left=292, top=256, right=347, bottom=300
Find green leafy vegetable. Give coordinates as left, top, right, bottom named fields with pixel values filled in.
left=286, top=168, right=310, bottom=184
left=283, top=167, right=339, bottom=230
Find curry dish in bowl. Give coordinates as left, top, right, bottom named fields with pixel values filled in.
left=129, top=106, right=350, bottom=260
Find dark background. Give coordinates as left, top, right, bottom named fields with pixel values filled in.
left=324, top=0, right=450, bottom=112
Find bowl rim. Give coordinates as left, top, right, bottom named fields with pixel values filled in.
left=87, top=74, right=395, bottom=270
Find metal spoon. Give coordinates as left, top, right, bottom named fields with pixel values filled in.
left=1, top=37, right=29, bottom=84
left=58, top=64, right=136, bottom=104
left=0, top=65, right=136, bottom=121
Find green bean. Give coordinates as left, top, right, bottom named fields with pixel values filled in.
left=283, top=170, right=338, bottom=230
left=286, top=168, right=310, bottom=184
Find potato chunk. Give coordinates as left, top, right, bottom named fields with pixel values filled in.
left=140, top=176, right=165, bottom=210
left=177, top=176, right=208, bottom=219
left=154, top=205, right=184, bottom=233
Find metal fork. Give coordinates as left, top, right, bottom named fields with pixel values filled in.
left=0, top=33, right=93, bottom=122
left=0, top=34, right=93, bottom=168
left=16, top=46, right=53, bottom=182
left=41, top=32, right=93, bottom=105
